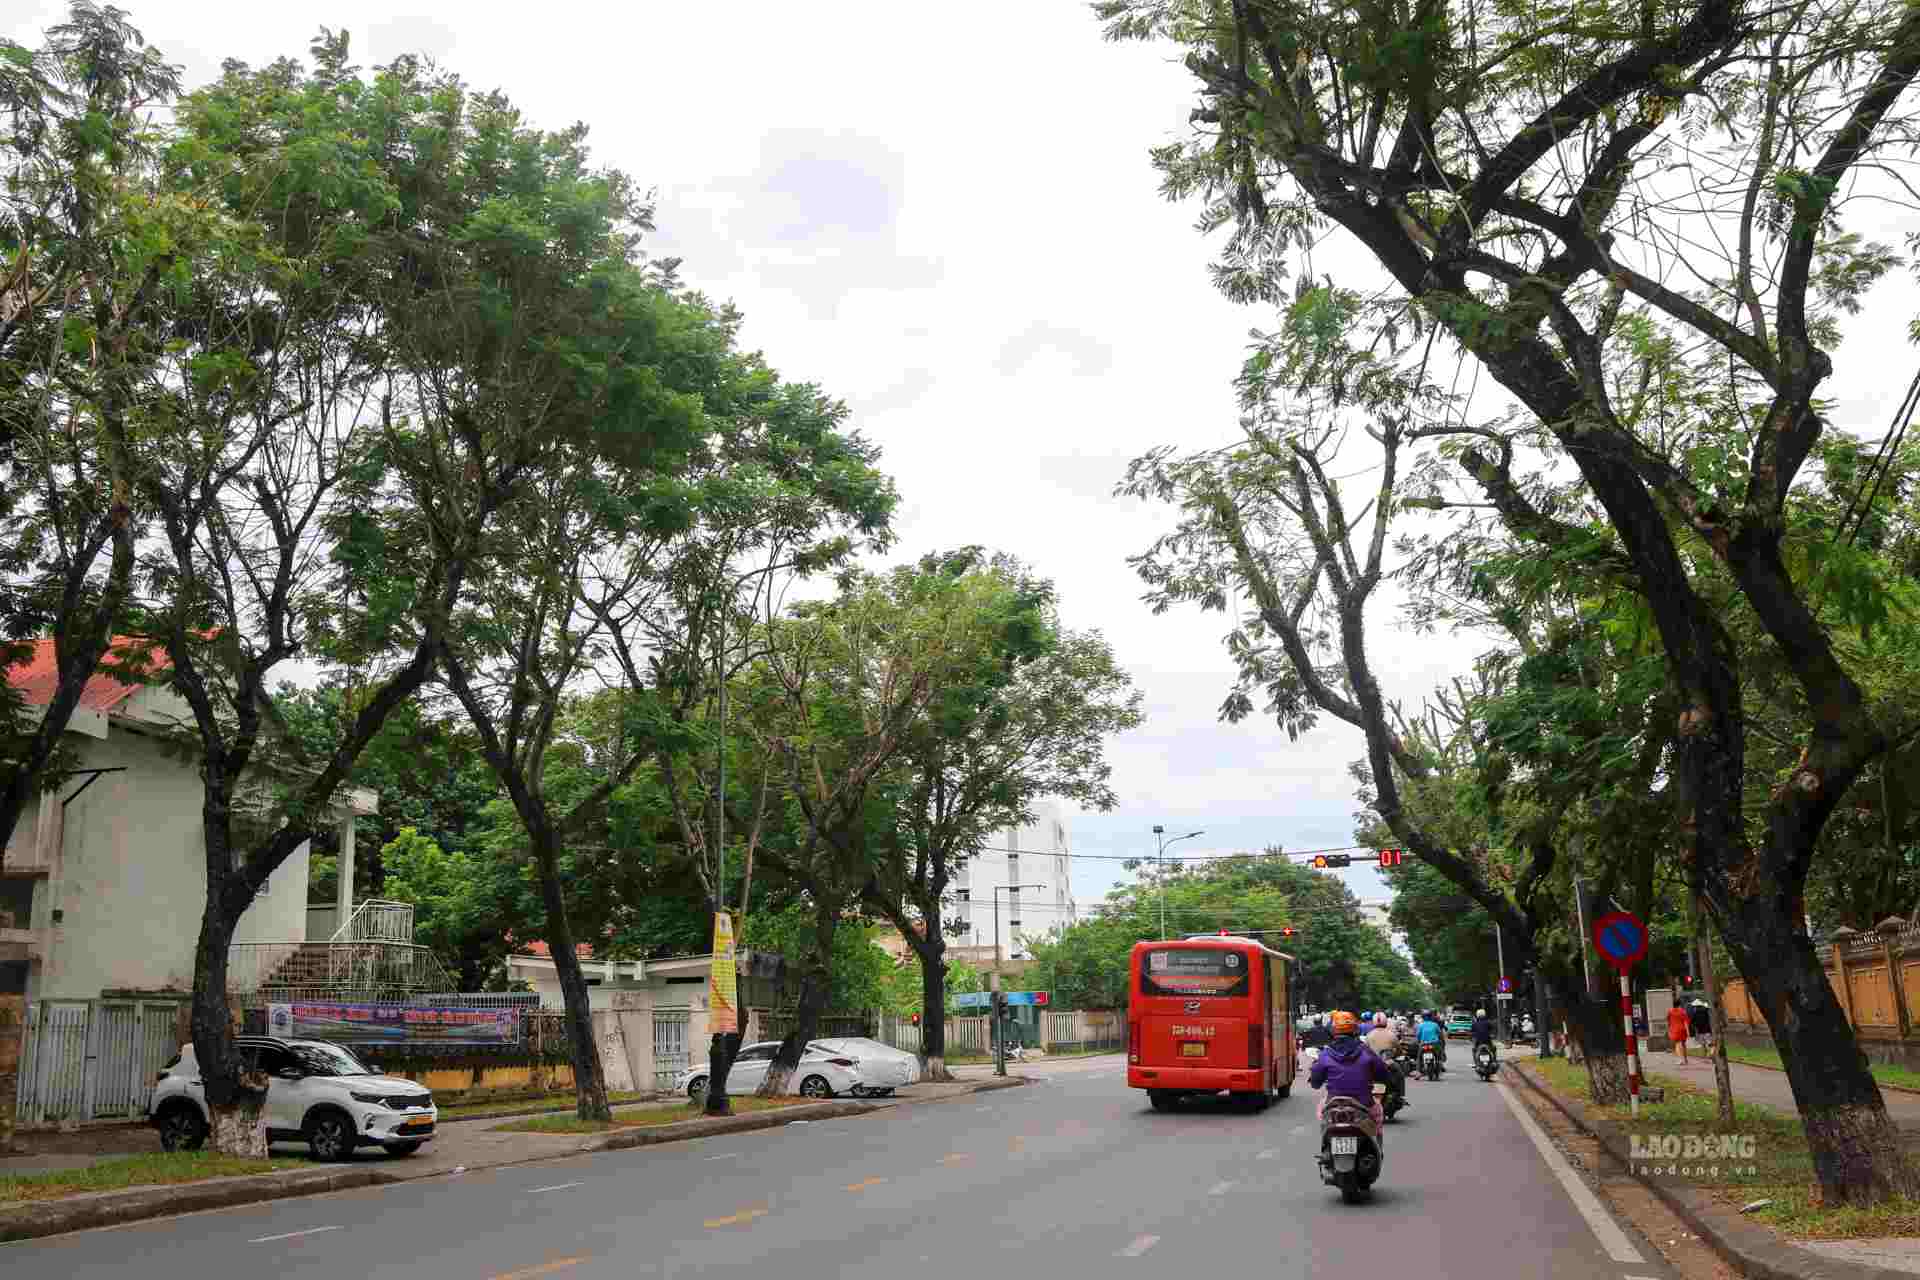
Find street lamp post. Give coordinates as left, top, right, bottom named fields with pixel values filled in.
left=993, top=882, right=1045, bottom=1077
left=1151, top=825, right=1205, bottom=940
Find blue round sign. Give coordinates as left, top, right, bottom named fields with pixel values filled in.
left=1497, top=976, right=1513, bottom=994
left=1592, top=911, right=1649, bottom=971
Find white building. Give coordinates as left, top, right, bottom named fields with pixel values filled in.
left=1359, top=901, right=1394, bottom=938
left=0, top=638, right=374, bottom=1002
left=950, top=801, right=1075, bottom=961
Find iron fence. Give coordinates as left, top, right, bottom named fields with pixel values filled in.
left=652, top=1008, right=690, bottom=1090
left=16, top=998, right=188, bottom=1127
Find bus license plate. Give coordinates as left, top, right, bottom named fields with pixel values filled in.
left=1330, top=1136, right=1358, bottom=1155
left=1180, top=1042, right=1207, bottom=1057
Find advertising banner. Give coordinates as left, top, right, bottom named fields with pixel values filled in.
left=709, top=912, right=739, bottom=1034
left=265, top=1002, right=519, bottom=1044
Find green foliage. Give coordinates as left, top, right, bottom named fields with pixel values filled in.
left=739, top=906, right=894, bottom=1014
left=1025, top=850, right=1428, bottom=1011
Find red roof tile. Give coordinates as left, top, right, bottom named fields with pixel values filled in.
left=5, top=636, right=171, bottom=713
left=514, top=939, right=597, bottom=960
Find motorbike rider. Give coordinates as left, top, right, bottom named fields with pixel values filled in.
left=1470, top=1007, right=1496, bottom=1066
left=1308, top=1010, right=1392, bottom=1134
left=1303, top=1014, right=1331, bottom=1051
left=1364, top=1012, right=1405, bottom=1109
left=1416, top=1009, right=1446, bottom=1069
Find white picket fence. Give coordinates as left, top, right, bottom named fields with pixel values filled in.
left=872, top=1011, right=1125, bottom=1056
left=16, top=998, right=188, bottom=1127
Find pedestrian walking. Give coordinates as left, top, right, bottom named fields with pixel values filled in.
left=1666, top=999, right=1692, bottom=1066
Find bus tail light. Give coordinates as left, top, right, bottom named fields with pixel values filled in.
left=1129, top=1020, right=1141, bottom=1065
left=1248, top=1025, right=1263, bottom=1070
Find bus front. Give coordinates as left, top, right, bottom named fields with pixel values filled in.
left=1127, top=940, right=1268, bottom=1105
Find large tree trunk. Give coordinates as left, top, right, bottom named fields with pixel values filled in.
left=761, top=966, right=831, bottom=1098
left=1564, top=995, right=1631, bottom=1106
left=1732, top=928, right=1916, bottom=1203
left=529, top=825, right=610, bottom=1122
left=702, top=1032, right=741, bottom=1116
left=912, top=931, right=951, bottom=1082
left=191, top=892, right=267, bottom=1156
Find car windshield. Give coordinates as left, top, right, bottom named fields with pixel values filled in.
left=286, top=1042, right=371, bottom=1077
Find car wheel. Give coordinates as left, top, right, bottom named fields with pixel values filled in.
left=799, top=1074, right=834, bottom=1099
left=157, top=1103, right=207, bottom=1152
left=1148, top=1089, right=1175, bottom=1111
left=305, top=1109, right=354, bottom=1162
left=384, top=1141, right=424, bottom=1156
left=687, top=1076, right=708, bottom=1103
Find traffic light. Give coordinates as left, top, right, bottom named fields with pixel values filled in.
left=1279, top=926, right=1297, bottom=939
left=1378, top=848, right=1404, bottom=868
left=911, top=1012, right=921, bottom=1026
left=1034, top=991, right=1049, bottom=1006
left=1310, top=854, right=1352, bottom=869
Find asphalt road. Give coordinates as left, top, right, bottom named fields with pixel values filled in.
left=6, top=1056, right=1675, bottom=1280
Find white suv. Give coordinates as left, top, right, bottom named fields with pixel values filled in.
left=149, top=1036, right=437, bottom=1160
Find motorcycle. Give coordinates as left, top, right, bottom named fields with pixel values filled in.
left=1419, top=1042, right=1442, bottom=1081
left=1317, top=1094, right=1384, bottom=1203
left=1375, top=1055, right=1408, bottom=1121
left=1473, top=1041, right=1500, bottom=1082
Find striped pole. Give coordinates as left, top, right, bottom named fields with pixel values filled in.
left=1621, top=971, right=1639, bottom=1117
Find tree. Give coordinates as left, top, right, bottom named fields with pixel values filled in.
left=860, top=550, right=1143, bottom=1079
left=0, top=4, right=180, bottom=866
left=747, top=556, right=1031, bottom=1096
left=1104, top=0, right=1920, bottom=1199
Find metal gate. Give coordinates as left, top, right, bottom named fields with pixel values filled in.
left=651, top=1008, right=689, bottom=1091
left=16, top=999, right=188, bottom=1127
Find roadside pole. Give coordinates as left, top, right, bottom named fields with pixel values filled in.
left=1693, top=892, right=1736, bottom=1126
left=992, top=972, right=1005, bottom=1078
left=1620, top=970, right=1639, bottom=1117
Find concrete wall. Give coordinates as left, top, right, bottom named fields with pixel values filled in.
left=11, top=727, right=311, bottom=1001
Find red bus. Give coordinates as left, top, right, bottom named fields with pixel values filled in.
left=1127, top=936, right=1296, bottom=1110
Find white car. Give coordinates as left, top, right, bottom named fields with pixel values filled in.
left=808, top=1037, right=918, bottom=1096
left=676, top=1040, right=861, bottom=1102
left=149, top=1036, right=436, bottom=1160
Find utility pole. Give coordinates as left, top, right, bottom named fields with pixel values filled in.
left=992, top=884, right=1042, bottom=1077
left=1152, top=825, right=1204, bottom=940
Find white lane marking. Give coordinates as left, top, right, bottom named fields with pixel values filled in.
left=1208, top=1180, right=1235, bottom=1195
left=1495, top=1081, right=1645, bottom=1264
left=705, top=1153, right=740, bottom=1161
left=1117, top=1235, right=1161, bottom=1257
left=526, top=1181, right=584, bottom=1193
left=250, top=1226, right=343, bottom=1244
left=1255, top=1148, right=1278, bottom=1160
left=1288, top=1125, right=1307, bottom=1136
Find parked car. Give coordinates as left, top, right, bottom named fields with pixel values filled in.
left=807, top=1037, right=918, bottom=1096
left=676, top=1040, right=861, bottom=1103
left=149, top=1037, right=435, bottom=1160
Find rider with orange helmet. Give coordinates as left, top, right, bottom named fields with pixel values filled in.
left=1308, top=1009, right=1393, bottom=1131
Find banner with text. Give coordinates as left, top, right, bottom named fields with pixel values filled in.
left=266, top=1002, right=519, bottom=1044
left=709, top=912, right=739, bottom=1034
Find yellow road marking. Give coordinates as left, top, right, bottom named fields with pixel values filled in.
left=939, top=1153, right=972, bottom=1165
left=490, top=1258, right=588, bottom=1280
left=845, top=1177, right=887, bottom=1192
left=704, top=1205, right=770, bottom=1228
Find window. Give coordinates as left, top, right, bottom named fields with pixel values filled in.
left=958, top=889, right=970, bottom=902
left=1139, top=947, right=1250, bottom=998
left=1009, top=918, right=1021, bottom=928
left=738, top=1045, right=775, bottom=1062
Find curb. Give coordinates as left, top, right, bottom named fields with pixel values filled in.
left=439, top=1095, right=670, bottom=1126
left=0, top=1167, right=388, bottom=1244
left=577, top=1100, right=875, bottom=1152
left=1507, top=1062, right=1912, bottom=1280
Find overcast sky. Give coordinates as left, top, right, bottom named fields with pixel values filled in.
left=17, top=1, right=1917, bottom=917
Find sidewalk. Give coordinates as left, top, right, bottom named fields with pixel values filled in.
left=1651, top=1049, right=1920, bottom=1136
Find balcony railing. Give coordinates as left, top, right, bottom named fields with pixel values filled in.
left=228, top=940, right=454, bottom=998
left=331, top=899, right=415, bottom=944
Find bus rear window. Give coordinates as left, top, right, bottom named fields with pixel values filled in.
left=1139, top=948, right=1250, bottom=998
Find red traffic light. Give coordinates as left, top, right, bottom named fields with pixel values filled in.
left=1279, top=926, right=1296, bottom=938
left=1378, top=848, right=1404, bottom=868
left=1034, top=991, right=1049, bottom=1006
left=911, top=1012, right=920, bottom=1025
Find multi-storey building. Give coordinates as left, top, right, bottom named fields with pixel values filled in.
left=949, top=800, right=1075, bottom=962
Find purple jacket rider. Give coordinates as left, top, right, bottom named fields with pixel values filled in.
left=1308, top=1034, right=1394, bottom=1102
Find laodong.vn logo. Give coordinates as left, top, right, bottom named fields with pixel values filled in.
left=1629, top=1134, right=1756, bottom=1160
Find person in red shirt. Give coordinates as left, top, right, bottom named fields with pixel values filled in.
left=1666, top=1001, right=1693, bottom=1065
